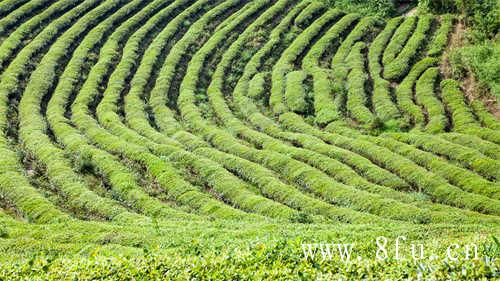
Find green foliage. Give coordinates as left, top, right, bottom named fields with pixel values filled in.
left=418, top=0, right=498, bottom=40
left=1, top=0, right=499, bottom=278
left=449, top=41, right=500, bottom=99
left=294, top=1, right=327, bottom=28
left=395, top=57, right=438, bottom=129
left=280, top=112, right=500, bottom=216
left=415, top=67, right=447, bottom=133
left=427, top=14, right=454, bottom=56
left=289, top=211, right=314, bottom=223
left=382, top=16, right=417, bottom=66
left=440, top=133, right=500, bottom=160
left=270, top=8, right=343, bottom=114
left=0, top=223, right=498, bottom=279
left=368, top=16, right=407, bottom=129
left=247, top=72, right=268, bottom=99
left=346, top=42, right=381, bottom=129
left=303, top=13, right=360, bottom=125
left=386, top=132, right=500, bottom=181
left=419, top=0, right=498, bottom=101
left=316, top=0, right=399, bottom=17
left=384, top=15, right=434, bottom=80
left=377, top=133, right=500, bottom=199
left=440, top=79, right=478, bottom=129
left=285, top=70, right=309, bottom=113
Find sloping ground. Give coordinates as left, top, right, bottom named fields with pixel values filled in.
left=0, top=0, right=498, bottom=278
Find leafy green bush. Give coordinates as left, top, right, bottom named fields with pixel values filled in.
left=248, top=72, right=268, bottom=99
left=384, top=15, right=434, bottom=80
left=289, top=211, right=313, bottom=223
left=450, top=41, right=500, bottom=99
left=317, top=0, right=398, bottom=17
left=395, top=57, right=438, bottom=128
left=302, top=13, right=360, bottom=125
left=346, top=42, right=381, bottom=129
left=285, top=71, right=309, bottom=113
left=427, top=14, right=454, bottom=56
left=418, top=0, right=498, bottom=40
left=368, top=17, right=406, bottom=129
left=382, top=16, right=416, bottom=66
left=415, top=67, right=447, bottom=133
left=280, top=112, right=500, bottom=216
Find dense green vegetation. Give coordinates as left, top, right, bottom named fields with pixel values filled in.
left=450, top=41, right=500, bottom=99
left=0, top=0, right=498, bottom=278
left=420, top=0, right=499, bottom=100
left=316, top=0, right=413, bottom=18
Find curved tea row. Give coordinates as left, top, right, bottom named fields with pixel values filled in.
left=0, top=0, right=499, bottom=227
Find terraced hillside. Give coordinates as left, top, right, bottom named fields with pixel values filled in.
left=0, top=0, right=499, bottom=278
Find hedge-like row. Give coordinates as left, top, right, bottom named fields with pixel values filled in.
left=440, top=79, right=478, bottom=129
left=368, top=17, right=402, bottom=78
left=280, top=114, right=500, bottom=224
left=96, top=0, right=196, bottom=150
left=93, top=0, right=304, bottom=222
left=302, top=13, right=359, bottom=125
left=302, top=12, right=360, bottom=71
left=427, top=14, right=454, bottom=57
left=167, top=148, right=297, bottom=220
left=207, top=5, right=426, bottom=199
left=242, top=105, right=410, bottom=190
left=279, top=130, right=411, bottom=189
left=367, top=16, right=406, bottom=129
left=0, top=91, right=70, bottom=223
left=384, top=133, right=500, bottom=181
left=228, top=0, right=305, bottom=117
left=462, top=125, right=500, bottom=144
left=329, top=16, right=380, bottom=126
left=123, top=0, right=364, bottom=222
left=146, top=0, right=251, bottom=136
left=69, top=0, right=257, bottom=221
left=0, top=0, right=54, bottom=37
left=0, top=0, right=108, bottom=224
left=469, top=99, right=500, bottom=130
left=228, top=9, right=409, bottom=190
left=373, top=134, right=500, bottom=200
left=310, top=69, right=344, bottom=124
left=382, top=16, right=416, bottom=66
left=439, top=133, right=500, bottom=160
left=279, top=112, right=500, bottom=216
left=174, top=0, right=401, bottom=223
left=395, top=57, right=438, bottom=129
left=180, top=0, right=444, bottom=223
left=194, top=146, right=373, bottom=223
left=17, top=0, right=143, bottom=221
left=415, top=67, right=447, bottom=133
left=440, top=79, right=500, bottom=144
left=247, top=71, right=268, bottom=99
left=214, top=130, right=425, bottom=222
left=0, top=0, right=30, bottom=19
left=0, top=0, right=93, bottom=73
left=284, top=134, right=499, bottom=223
left=0, top=147, right=71, bottom=223
left=270, top=8, right=343, bottom=114
left=384, top=15, right=433, bottom=80
left=330, top=16, right=379, bottom=69
left=345, top=42, right=379, bottom=129
left=293, top=0, right=326, bottom=28
left=284, top=70, right=309, bottom=112
left=208, top=1, right=392, bottom=194
left=45, top=0, right=199, bottom=221
left=168, top=1, right=382, bottom=221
